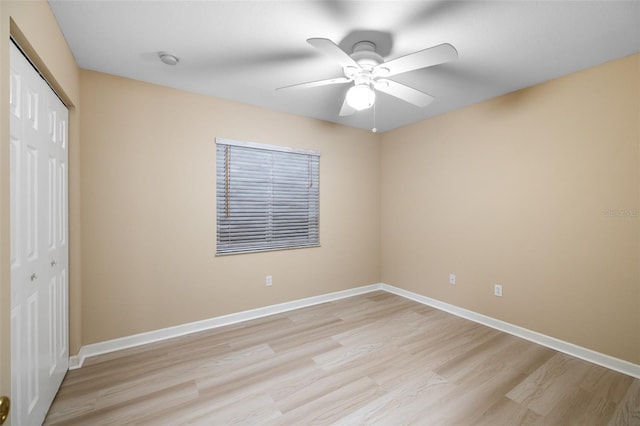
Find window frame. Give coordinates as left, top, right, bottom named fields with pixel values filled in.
left=215, top=137, right=320, bottom=256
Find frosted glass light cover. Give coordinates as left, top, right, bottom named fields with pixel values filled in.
left=346, top=84, right=375, bottom=110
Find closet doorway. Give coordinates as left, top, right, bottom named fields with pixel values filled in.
left=9, top=40, right=69, bottom=426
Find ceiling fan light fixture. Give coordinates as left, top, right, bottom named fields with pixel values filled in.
left=346, top=83, right=376, bottom=111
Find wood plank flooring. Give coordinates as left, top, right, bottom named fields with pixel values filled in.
left=44, top=291, right=640, bottom=425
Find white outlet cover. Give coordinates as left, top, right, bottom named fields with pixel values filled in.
left=449, top=274, right=456, bottom=285
left=494, top=284, right=502, bottom=297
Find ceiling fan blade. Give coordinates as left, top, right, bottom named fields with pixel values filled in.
left=277, top=77, right=350, bottom=91
left=374, top=79, right=434, bottom=107
left=375, top=43, right=458, bottom=77
left=307, top=38, right=360, bottom=69
left=339, top=96, right=356, bottom=116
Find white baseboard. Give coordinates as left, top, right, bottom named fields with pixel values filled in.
left=69, top=282, right=639, bottom=379
left=69, top=283, right=384, bottom=369
left=380, top=283, right=640, bottom=379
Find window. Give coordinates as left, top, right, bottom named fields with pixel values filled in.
left=216, top=138, right=320, bottom=255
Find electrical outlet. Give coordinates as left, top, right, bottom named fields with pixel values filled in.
left=266, top=275, right=272, bottom=286
left=449, top=274, right=456, bottom=285
left=494, top=284, right=502, bottom=297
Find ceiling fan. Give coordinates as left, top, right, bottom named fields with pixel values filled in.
left=277, top=38, right=458, bottom=116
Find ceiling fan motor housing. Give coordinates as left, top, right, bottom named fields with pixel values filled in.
left=350, top=41, right=383, bottom=69
left=344, top=41, right=386, bottom=86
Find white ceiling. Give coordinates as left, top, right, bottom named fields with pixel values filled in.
left=48, top=1, right=640, bottom=133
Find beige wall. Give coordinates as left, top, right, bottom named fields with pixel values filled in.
left=79, top=70, right=381, bottom=344
left=0, top=0, right=81, bottom=422
left=381, top=53, right=640, bottom=364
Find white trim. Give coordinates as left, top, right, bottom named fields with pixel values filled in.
left=215, top=137, right=320, bottom=156
left=380, top=284, right=640, bottom=379
left=69, top=282, right=640, bottom=379
left=68, top=284, right=382, bottom=369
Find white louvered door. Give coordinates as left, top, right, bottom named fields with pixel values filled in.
left=9, top=41, right=69, bottom=426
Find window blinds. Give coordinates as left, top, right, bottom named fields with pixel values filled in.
left=216, top=138, right=320, bottom=255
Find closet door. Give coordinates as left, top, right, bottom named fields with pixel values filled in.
left=9, top=42, right=69, bottom=426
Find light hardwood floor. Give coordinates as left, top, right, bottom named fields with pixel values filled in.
left=45, top=291, right=640, bottom=425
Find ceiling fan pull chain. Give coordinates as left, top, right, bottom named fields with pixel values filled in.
left=372, top=101, right=377, bottom=133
